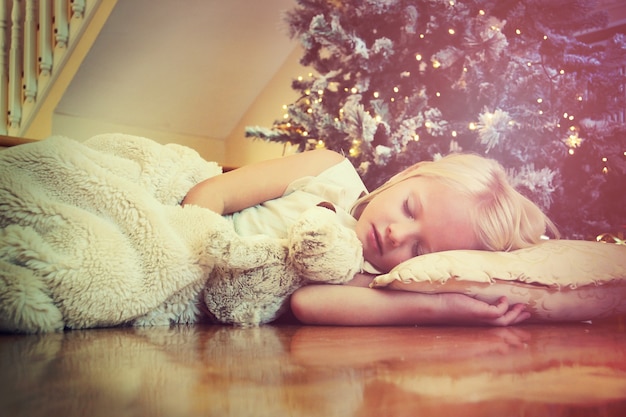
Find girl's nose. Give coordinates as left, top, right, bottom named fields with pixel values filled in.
left=387, top=222, right=419, bottom=247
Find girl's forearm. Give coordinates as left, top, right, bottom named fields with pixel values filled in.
left=290, top=284, right=443, bottom=326
left=290, top=284, right=530, bottom=326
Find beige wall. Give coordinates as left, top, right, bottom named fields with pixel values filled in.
left=223, top=46, right=307, bottom=168
left=48, top=45, right=308, bottom=168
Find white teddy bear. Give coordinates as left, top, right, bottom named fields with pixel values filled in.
left=202, top=203, right=364, bottom=326
left=133, top=202, right=364, bottom=328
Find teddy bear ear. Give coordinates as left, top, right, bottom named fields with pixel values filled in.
left=316, top=201, right=336, bottom=212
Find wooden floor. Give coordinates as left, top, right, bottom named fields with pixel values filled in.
left=2, top=319, right=626, bottom=417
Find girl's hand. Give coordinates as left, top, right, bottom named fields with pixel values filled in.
left=437, top=293, right=531, bottom=327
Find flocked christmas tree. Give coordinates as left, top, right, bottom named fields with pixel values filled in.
left=246, top=0, right=626, bottom=240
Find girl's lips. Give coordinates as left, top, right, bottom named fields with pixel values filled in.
left=371, top=225, right=383, bottom=255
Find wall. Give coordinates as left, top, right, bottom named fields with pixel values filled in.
left=223, top=46, right=308, bottom=168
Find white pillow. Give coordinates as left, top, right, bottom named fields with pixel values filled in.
left=371, top=240, right=626, bottom=322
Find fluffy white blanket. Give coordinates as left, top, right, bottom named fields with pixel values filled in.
left=0, top=134, right=224, bottom=332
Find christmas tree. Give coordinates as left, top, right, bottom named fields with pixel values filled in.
left=246, top=0, right=626, bottom=240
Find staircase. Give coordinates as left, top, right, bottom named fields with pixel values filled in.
left=0, top=0, right=116, bottom=139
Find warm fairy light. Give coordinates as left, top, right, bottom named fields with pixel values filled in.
left=425, top=121, right=432, bottom=128
left=559, top=69, right=565, bottom=75
left=537, top=98, right=543, bottom=103
left=305, top=89, right=311, bottom=95
left=527, top=62, right=532, bottom=67
left=563, top=112, right=569, bottom=118
left=436, top=92, right=441, bottom=97
left=302, top=131, right=308, bottom=136
left=282, top=104, right=288, bottom=109
left=432, top=60, right=441, bottom=68
left=564, top=133, right=582, bottom=148
left=543, top=35, right=548, bottom=40
left=393, top=86, right=400, bottom=93
left=317, top=90, right=324, bottom=95
left=391, top=97, right=395, bottom=102
left=375, top=115, right=382, bottom=122
left=413, top=133, right=420, bottom=141
left=463, top=67, right=468, bottom=72
left=351, top=87, right=358, bottom=94
left=577, top=96, right=583, bottom=101
left=602, top=157, right=608, bottom=162
left=297, top=76, right=303, bottom=81
left=283, top=113, right=289, bottom=119
left=539, top=110, right=543, bottom=115
left=420, top=34, right=425, bottom=39
left=515, top=29, right=522, bottom=35
left=448, top=28, right=455, bottom=35
left=373, top=91, right=380, bottom=98
left=316, top=140, right=325, bottom=149
left=568, top=115, right=574, bottom=121
left=415, top=53, right=422, bottom=61
left=469, top=122, right=477, bottom=130
left=568, top=148, right=575, bottom=155
left=451, top=130, right=457, bottom=137
left=449, top=0, right=455, bottom=5
left=479, top=9, right=485, bottom=15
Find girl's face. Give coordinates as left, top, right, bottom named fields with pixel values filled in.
left=355, top=176, right=481, bottom=273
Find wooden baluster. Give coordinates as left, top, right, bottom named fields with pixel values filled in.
left=8, top=0, right=22, bottom=130
left=0, top=1, right=9, bottom=134
left=38, top=0, right=52, bottom=77
left=53, top=0, right=67, bottom=49
left=71, top=0, right=85, bottom=19
left=23, top=0, right=35, bottom=103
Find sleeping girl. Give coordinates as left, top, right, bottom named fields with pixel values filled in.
left=183, top=148, right=559, bottom=326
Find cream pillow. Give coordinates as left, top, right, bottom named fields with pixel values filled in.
left=371, top=240, right=626, bottom=322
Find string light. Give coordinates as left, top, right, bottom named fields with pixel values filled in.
left=432, top=59, right=441, bottom=68
left=448, top=28, right=456, bottom=35
left=478, top=9, right=485, bottom=15
left=415, top=53, right=422, bottom=61
left=515, top=29, right=522, bottom=35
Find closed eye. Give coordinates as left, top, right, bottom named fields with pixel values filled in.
left=403, top=199, right=414, bottom=219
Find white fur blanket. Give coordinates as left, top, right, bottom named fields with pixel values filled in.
left=0, top=134, right=223, bottom=333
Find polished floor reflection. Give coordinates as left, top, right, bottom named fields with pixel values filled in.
left=2, top=320, right=626, bottom=417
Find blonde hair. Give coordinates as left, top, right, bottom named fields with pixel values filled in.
left=351, top=153, right=559, bottom=252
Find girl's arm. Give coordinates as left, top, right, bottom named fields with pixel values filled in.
left=182, top=149, right=345, bottom=213
left=290, top=274, right=530, bottom=326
